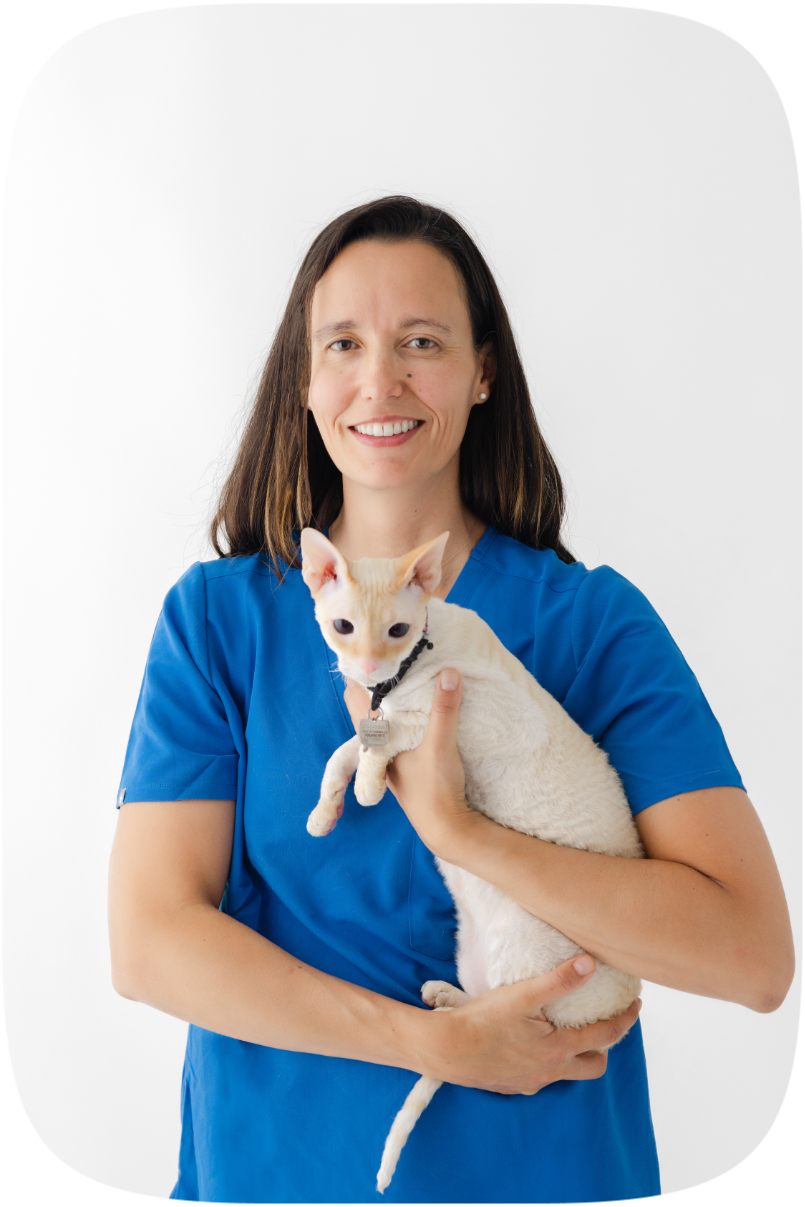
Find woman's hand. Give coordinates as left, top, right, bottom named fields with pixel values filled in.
left=343, top=669, right=479, bottom=854
left=414, top=954, right=642, bottom=1094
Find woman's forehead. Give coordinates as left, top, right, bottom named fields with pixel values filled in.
left=310, top=240, right=470, bottom=336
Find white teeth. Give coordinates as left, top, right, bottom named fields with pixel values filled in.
left=354, top=420, right=420, bottom=436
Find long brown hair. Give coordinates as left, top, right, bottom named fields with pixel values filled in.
left=210, top=196, right=574, bottom=572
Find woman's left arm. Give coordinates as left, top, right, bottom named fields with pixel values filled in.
left=345, top=673, right=795, bottom=1014
left=441, top=782, right=794, bottom=1014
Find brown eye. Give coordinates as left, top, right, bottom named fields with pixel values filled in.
left=388, top=623, right=409, bottom=638
left=333, top=619, right=354, bottom=635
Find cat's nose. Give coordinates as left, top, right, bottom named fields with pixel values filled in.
left=357, top=658, right=380, bottom=675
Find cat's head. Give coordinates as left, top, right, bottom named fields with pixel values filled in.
left=300, top=528, right=449, bottom=689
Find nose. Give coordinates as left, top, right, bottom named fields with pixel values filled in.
left=357, top=658, right=380, bottom=675
left=360, top=347, right=404, bottom=403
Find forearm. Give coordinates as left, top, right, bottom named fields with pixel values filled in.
left=112, top=902, right=430, bottom=1071
left=437, top=811, right=788, bottom=1011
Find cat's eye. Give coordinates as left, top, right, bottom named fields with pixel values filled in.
left=388, top=623, right=410, bottom=638
left=333, top=619, right=354, bottom=635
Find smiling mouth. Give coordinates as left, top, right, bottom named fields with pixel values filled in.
left=351, top=419, right=423, bottom=437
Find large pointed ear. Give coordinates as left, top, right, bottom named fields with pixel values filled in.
left=300, top=528, right=353, bottom=597
left=395, top=532, right=450, bottom=598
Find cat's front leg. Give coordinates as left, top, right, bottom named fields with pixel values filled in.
left=354, top=716, right=426, bottom=808
left=354, top=719, right=420, bottom=806
left=307, top=735, right=361, bottom=836
left=354, top=746, right=393, bottom=807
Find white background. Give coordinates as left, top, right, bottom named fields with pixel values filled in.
left=1, top=1, right=802, bottom=1205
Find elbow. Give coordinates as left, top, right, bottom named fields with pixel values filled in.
left=111, top=964, right=141, bottom=1001
left=744, top=948, right=796, bottom=1015
left=109, top=920, right=158, bottom=1003
left=750, top=988, right=789, bottom=1015
left=111, top=947, right=168, bottom=1005
left=112, top=977, right=133, bottom=1001
left=753, top=995, right=784, bottom=1015
left=749, top=976, right=794, bottom=1015
left=727, top=897, right=796, bottom=1014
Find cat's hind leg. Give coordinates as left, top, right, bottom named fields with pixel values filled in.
left=421, top=981, right=472, bottom=1009
left=307, top=736, right=361, bottom=836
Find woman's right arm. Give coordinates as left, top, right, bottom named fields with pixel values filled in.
left=108, top=799, right=640, bottom=1094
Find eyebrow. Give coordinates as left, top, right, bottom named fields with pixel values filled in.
left=313, top=317, right=453, bottom=341
left=400, top=317, right=453, bottom=334
left=313, top=321, right=357, bottom=341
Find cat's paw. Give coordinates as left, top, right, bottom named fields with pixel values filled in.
left=306, top=798, right=344, bottom=837
left=421, top=980, right=469, bottom=1009
left=354, top=770, right=387, bottom=807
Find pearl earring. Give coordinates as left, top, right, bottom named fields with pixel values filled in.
left=479, top=392, right=488, bottom=401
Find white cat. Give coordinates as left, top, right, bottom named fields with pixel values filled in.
left=300, top=527, right=644, bottom=1194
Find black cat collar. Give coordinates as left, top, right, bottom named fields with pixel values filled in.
left=368, top=614, right=434, bottom=713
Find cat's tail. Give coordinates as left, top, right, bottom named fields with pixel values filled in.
left=376, top=1075, right=443, bottom=1194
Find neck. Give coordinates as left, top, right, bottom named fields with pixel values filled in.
left=328, top=468, right=486, bottom=600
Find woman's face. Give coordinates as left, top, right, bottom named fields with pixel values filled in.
left=307, top=239, right=495, bottom=493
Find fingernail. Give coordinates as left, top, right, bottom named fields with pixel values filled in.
left=573, top=956, right=595, bottom=975
left=440, top=669, right=459, bottom=691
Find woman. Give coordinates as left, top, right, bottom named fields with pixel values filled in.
left=108, top=196, right=794, bottom=1203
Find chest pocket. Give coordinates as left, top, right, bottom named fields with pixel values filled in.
left=408, top=835, right=457, bottom=963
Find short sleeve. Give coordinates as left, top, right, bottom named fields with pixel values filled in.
left=564, top=566, right=744, bottom=814
left=116, top=563, right=240, bottom=806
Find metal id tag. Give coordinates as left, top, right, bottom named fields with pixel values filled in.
left=359, top=716, right=389, bottom=749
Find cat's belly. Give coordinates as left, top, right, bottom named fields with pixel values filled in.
left=439, top=859, right=581, bottom=986
left=455, top=923, right=491, bottom=998
left=437, top=858, right=641, bottom=1027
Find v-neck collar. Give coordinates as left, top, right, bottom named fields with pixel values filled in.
left=320, top=523, right=496, bottom=606
left=445, top=524, right=495, bottom=607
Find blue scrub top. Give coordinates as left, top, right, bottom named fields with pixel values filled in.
left=118, top=527, right=744, bottom=1203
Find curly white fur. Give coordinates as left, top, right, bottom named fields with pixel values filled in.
left=301, top=532, right=643, bottom=1194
